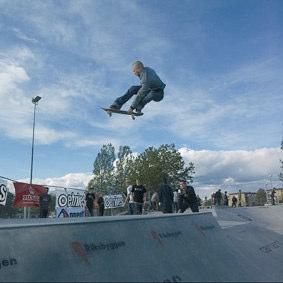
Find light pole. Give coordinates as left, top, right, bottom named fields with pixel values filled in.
left=25, top=96, right=41, bottom=219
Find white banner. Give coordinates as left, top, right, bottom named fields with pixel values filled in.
left=104, top=194, right=124, bottom=209
left=55, top=190, right=85, bottom=218
left=0, top=178, right=8, bottom=206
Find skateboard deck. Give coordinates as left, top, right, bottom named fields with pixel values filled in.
left=101, top=107, right=143, bottom=120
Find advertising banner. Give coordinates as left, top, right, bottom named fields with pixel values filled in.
left=55, top=189, right=85, bottom=218
left=104, top=194, right=124, bottom=209
left=0, top=178, right=8, bottom=206
left=13, top=182, right=46, bottom=207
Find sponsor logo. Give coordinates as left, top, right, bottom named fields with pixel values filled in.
left=192, top=224, right=215, bottom=237
left=259, top=241, right=280, bottom=254
left=58, top=192, right=85, bottom=208
left=71, top=240, right=126, bottom=264
left=0, top=258, right=17, bottom=270
left=151, top=230, right=182, bottom=246
left=0, top=184, right=8, bottom=205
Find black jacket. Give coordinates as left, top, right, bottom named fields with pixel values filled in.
left=158, top=183, right=173, bottom=213
left=181, top=185, right=198, bottom=205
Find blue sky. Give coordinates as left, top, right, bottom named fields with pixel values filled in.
left=0, top=0, right=282, bottom=195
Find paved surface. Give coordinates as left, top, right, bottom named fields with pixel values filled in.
left=0, top=207, right=283, bottom=282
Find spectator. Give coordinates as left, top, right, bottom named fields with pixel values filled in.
left=215, top=189, right=222, bottom=206
left=131, top=179, right=146, bottom=215
left=158, top=176, right=173, bottom=213
left=150, top=191, right=159, bottom=211
left=125, top=180, right=134, bottom=215
left=173, top=189, right=179, bottom=213
left=232, top=196, right=238, bottom=208
left=211, top=193, right=216, bottom=206
left=85, top=190, right=95, bottom=216
left=197, top=195, right=202, bottom=208
left=238, top=189, right=242, bottom=207
left=178, top=180, right=199, bottom=213
left=271, top=189, right=276, bottom=205
left=223, top=191, right=229, bottom=206
left=97, top=195, right=105, bottom=216
left=39, top=187, right=51, bottom=218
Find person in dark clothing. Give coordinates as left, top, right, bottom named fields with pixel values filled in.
left=39, top=187, right=51, bottom=218
left=223, top=191, right=229, bottom=206
left=271, top=189, right=276, bottom=205
left=131, top=179, right=146, bottom=215
left=178, top=180, right=199, bottom=213
left=158, top=176, right=173, bottom=213
left=232, top=196, right=238, bottom=208
left=97, top=195, right=105, bottom=216
left=85, top=190, right=95, bottom=216
left=215, top=189, right=222, bottom=206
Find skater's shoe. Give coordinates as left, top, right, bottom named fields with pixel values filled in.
left=127, top=107, right=134, bottom=114
left=109, top=104, right=121, bottom=110
left=135, top=109, right=142, bottom=114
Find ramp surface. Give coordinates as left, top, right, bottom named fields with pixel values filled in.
left=0, top=212, right=283, bottom=282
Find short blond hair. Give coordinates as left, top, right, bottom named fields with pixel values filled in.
left=132, top=61, right=144, bottom=69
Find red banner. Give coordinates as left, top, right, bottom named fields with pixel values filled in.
left=13, top=182, right=47, bottom=207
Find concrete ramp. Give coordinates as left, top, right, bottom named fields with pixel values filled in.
left=0, top=212, right=283, bottom=282
left=214, top=205, right=283, bottom=234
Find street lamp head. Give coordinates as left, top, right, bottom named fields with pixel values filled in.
left=32, top=96, right=41, bottom=104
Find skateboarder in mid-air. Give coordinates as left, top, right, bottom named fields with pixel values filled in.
left=109, top=61, right=166, bottom=114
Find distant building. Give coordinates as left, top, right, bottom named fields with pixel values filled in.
left=266, top=188, right=283, bottom=205
left=228, top=191, right=257, bottom=207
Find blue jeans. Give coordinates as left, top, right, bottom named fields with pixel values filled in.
left=128, top=203, right=135, bottom=215
left=112, top=85, right=164, bottom=111
left=134, top=203, right=143, bottom=215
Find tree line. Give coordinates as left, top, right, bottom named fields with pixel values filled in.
left=87, top=143, right=195, bottom=195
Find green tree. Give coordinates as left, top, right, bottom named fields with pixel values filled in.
left=88, top=144, right=116, bottom=195
left=114, top=146, right=133, bottom=194
left=128, top=144, right=195, bottom=193
left=256, top=189, right=267, bottom=206
left=0, top=192, right=22, bottom=218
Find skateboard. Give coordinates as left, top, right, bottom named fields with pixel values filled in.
left=101, top=107, right=144, bottom=120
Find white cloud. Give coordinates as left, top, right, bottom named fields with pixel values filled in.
left=179, top=147, right=282, bottom=185
left=18, top=172, right=92, bottom=191
left=9, top=147, right=281, bottom=199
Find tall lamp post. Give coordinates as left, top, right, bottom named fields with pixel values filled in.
left=25, top=96, right=41, bottom=219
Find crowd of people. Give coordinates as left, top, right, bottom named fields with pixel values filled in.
left=125, top=177, right=200, bottom=215
left=38, top=177, right=200, bottom=218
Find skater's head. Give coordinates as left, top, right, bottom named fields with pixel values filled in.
left=132, top=61, right=144, bottom=76
left=179, top=179, right=187, bottom=189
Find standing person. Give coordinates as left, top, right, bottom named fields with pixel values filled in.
left=97, top=195, right=105, bottom=216
left=131, top=179, right=146, bottom=215
left=85, top=190, right=95, bottom=216
left=158, top=176, right=174, bottom=214
left=238, top=189, right=242, bottom=207
left=178, top=180, right=199, bottom=213
left=271, top=189, right=276, bottom=205
left=223, top=191, right=229, bottom=206
left=232, top=196, right=238, bottom=208
left=39, top=187, right=51, bottom=218
left=211, top=193, right=216, bottom=206
left=109, top=61, right=166, bottom=114
left=150, top=191, right=159, bottom=211
left=173, top=189, right=179, bottom=213
left=215, top=189, right=222, bottom=206
left=125, top=180, right=135, bottom=215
